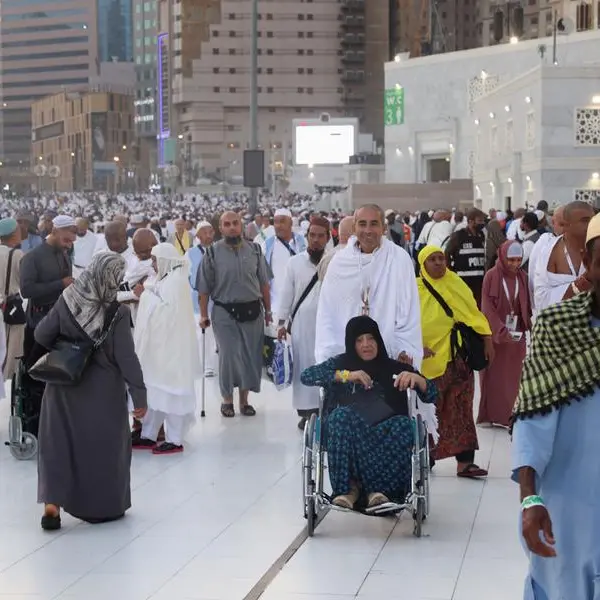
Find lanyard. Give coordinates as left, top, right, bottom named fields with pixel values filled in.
left=502, top=278, right=519, bottom=314
left=563, top=243, right=580, bottom=277
left=357, top=246, right=370, bottom=316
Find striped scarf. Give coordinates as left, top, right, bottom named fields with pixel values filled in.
left=513, top=292, right=600, bottom=421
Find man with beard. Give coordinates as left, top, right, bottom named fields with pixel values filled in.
left=277, top=217, right=330, bottom=429
left=198, top=211, right=272, bottom=418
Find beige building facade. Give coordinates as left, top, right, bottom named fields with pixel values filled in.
left=158, top=0, right=387, bottom=182
left=30, top=90, right=137, bottom=192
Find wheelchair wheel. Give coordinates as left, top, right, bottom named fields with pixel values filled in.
left=303, top=414, right=318, bottom=534
left=413, top=497, right=425, bottom=538
left=10, top=432, right=38, bottom=461
left=415, top=415, right=430, bottom=516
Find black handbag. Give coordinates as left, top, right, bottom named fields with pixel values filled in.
left=2, top=248, right=26, bottom=326
left=422, top=279, right=488, bottom=372
left=28, top=303, right=120, bottom=386
left=339, top=389, right=397, bottom=427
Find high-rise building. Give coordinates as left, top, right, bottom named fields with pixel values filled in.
left=159, top=0, right=383, bottom=180
left=97, top=0, right=134, bottom=62
left=0, top=0, right=98, bottom=168
left=132, top=0, right=159, bottom=161
left=30, top=89, right=136, bottom=192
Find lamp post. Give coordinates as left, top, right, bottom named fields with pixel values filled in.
left=113, top=156, right=120, bottom=195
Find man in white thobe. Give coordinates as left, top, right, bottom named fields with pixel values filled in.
left=72, top=218, right=98, bottom=278
left=258, top=208, right=306, bottom=323
left=316, top=204, right=423, bottom=367
left=186, top=221, right=217, bottom=376
left=133, top=243, right=200, bottom=454
left=318, top=215, right=354, bottom=281
left=277, top=217, right=330, bottom=430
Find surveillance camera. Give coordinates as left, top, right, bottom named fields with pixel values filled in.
left=319, top=113, right=330, bottom=123
left=557, top=17, right=574, bottom=34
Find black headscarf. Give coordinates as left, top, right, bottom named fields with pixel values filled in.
left=340, top=316, right=413, bottom=413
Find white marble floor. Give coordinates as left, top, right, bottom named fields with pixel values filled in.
left=0, top=371, right=527, bottom=600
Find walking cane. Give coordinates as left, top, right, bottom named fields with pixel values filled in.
left=200, top=328, right=206, bottom=418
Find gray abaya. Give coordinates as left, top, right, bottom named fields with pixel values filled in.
left=35, top=298, right=146, bottom=520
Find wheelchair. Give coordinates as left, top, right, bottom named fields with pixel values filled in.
left=302, top=388, right=431, bottom=538
left=4, top=358, right=39, bottom=461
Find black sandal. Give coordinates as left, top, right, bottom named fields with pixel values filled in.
left=41, top=512, right=61, bottom=531
left=240, top=404, right=256, bottom=417
left=220, top=403, right=235, bottom=418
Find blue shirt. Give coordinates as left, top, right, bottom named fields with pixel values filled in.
left=20, top=233, right=42, bottom=254
left=187, top=244, right=211, bottom=313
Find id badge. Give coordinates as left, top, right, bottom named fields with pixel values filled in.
left=505, top=314, right=518, bottom=332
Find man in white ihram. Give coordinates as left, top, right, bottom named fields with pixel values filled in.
left=133, top=243, right=200, bottom=455
left=257, top=208, right=306, bottom=323
left=277, top=216, right=331, bottom=431
left=316, top=204, right=423, bottom=365
left=316, top=204, right=437, bottom=436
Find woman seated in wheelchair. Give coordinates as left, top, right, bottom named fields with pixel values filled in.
left=301, top=316, right=437, bottom=511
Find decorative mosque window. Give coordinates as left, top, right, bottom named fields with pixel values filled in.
left=526, top=113, right=535, bottom=149
left=574, top=189, right=600, bottom=205
left=467, top=73, right=500, bottom=113
left=575, top=108, right=600, bottom=146
left=505, top=120, right=514, bottom=153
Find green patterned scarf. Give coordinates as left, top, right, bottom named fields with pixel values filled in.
left=513, top=292, right=600, bottom=421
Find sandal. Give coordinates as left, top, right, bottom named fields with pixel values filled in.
left=220, top=403, right=235, bottom=418
left=240, top=404, right=256, bottom=417
left=457, top=464, right=488, bottom=479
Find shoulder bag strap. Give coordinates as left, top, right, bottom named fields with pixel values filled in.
left=422, top=278, right=454, bottom=320
left=94, top=302, right=121, bottom=349
left=288, top=272, right=319, bottom=333
left=278, top=237, right=296, bottom=257
left=175, top=233, right=186, bottom=254
left=4, top=248, right=15, bottom=299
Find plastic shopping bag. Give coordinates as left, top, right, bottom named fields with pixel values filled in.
left=272, top=340, right=293, bottom=391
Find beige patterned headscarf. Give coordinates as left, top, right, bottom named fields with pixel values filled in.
left=62, top=252, right=126, bottom=341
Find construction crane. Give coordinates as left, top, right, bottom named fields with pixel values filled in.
left=408, top=0, right=447, bottom=58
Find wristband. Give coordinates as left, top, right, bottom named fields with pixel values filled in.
left=521, top=495, right=544, bottom=511
left=337, top=370, right=350, bottom=383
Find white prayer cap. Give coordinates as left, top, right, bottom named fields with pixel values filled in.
left=52, top=215, right=76, bottom=229
left=274, top=208, right=292, bottom=218
left=197, top=220, right=212, bottom=229
left=384, top=209, right=395, bottom=218
left=496, top=211, right=507, bottom=221
left=506, top=241, right=523, bottom=259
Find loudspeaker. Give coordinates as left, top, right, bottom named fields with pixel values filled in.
left=243, top=149, right=265, bottom=188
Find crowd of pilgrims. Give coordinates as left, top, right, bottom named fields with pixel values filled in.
left=0, top=191, right=598, bottom=599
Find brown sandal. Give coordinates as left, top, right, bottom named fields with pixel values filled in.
left=457, top=464, right=488, bottom=479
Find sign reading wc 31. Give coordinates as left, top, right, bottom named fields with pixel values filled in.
left=384, top=87, right=404, bottom=126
